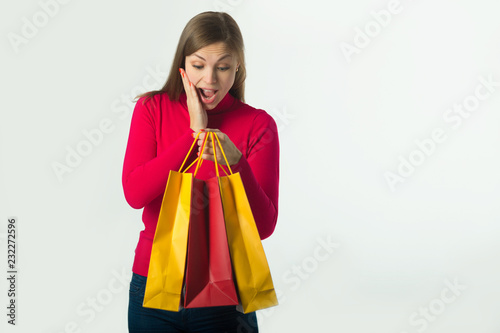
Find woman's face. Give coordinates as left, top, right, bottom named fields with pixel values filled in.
left=185, top=42, right=239, bottom=110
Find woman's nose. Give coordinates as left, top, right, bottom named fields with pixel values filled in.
left=203, top=68, right=217, bottom=84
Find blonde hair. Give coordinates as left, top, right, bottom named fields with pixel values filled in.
left=137, top=11, right=246, bottom=103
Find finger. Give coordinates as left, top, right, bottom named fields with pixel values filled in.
left=197, top=143, right=213, bottom=158
left=198, top=150, right=220, bottom=164
left=198, top=143, right=209, bottom=158
left=213, top=133, right=226, bottom=153
left=203, top=129, right=224, bottom=148
left=180, top=68, right=190, bottom=89
left=213, top=130, right=226, bottom=143
left=200, top=146, right=213, bottom=155
left=179, top=68, right=198, bottom=98
left=199, top=152, right=214, bottom=162
left=199, top=137, right=216, bottom=153
left=179, top=68, right=190, bottom=92
left=198, top=146, right=213, bottom=156
left=197, top=131, right=211, bottom=146
left=203, top=145, right=227, bottom=163
left=209, top=133, right=220, bottom=155
left=197, top=131, right=206, bottom=143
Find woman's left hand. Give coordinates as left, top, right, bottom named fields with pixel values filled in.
left=196, top=129, right=242, bottom=166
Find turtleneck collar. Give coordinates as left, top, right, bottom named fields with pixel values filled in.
left=179, top=91, right=236, bottom=114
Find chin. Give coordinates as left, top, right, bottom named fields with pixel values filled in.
left=204, top=100, right=220, bottom=110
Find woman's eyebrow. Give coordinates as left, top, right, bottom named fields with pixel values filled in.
left=192, top=54, right=232, bottom=61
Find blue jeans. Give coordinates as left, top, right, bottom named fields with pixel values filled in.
left=128, top=273, right=259, bottom=333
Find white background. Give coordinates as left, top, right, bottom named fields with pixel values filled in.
left=1, top=0, right=500, bottom=332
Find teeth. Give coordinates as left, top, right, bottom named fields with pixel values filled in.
left=200, top=88, right=216, bottom=100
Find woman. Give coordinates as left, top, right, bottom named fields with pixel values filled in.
left=122, top=11, right=279, bottom=332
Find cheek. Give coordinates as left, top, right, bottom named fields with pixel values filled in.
left=221, top=75, right=236, bottom=90
left=185, top=70, right=195, bottom=83
left=184, top=67, right=199, bottom=83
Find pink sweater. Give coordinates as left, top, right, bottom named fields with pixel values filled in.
left=122, top=91, right=280, bottom=276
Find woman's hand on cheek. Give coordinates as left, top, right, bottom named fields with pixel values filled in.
left=179, top=68, right=207, bottom=132
left=196, top=129, right=242, bottom=166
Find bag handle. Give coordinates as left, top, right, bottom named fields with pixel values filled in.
left=178, top=131, right=204, bottom=173
left=212, top=132, right=233, bottom=176
left=193, top=134, right=209, bottom=177
left=179, top=131, right=234, bottom=177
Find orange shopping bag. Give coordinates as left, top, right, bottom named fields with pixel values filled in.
left=142, top=132, right=204, bottom=312
left=212, top=133, right=279, bottom=313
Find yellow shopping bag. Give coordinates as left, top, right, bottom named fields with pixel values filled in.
left=143, top=132, right=208, bottom=312
left=212, top=133, right=279, bottom=313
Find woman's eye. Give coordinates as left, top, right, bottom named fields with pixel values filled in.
left=191, top=65, right=230, bottom=71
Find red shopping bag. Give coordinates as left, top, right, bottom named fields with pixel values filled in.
left=183, top=134, right=239, bottom=308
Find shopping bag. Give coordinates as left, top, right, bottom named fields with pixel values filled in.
left=142, top=170, right=192, bottom=311
left=212, top=133, right=279, bottom=313
left=142, top=132, right=205, bottom=312
left=183, top=174, right=239, bottom=308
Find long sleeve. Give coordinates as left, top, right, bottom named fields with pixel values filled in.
left=122, top=97, right=194, bottom=209
left=231, top=111, right=280, bottom=240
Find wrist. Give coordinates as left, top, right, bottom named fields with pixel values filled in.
left=190, top=120, right=207, bottom=133
left=190, top=123, right=205, bottom=133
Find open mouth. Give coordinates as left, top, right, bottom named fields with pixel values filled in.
left=199, top=88, right=218, bottom=104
